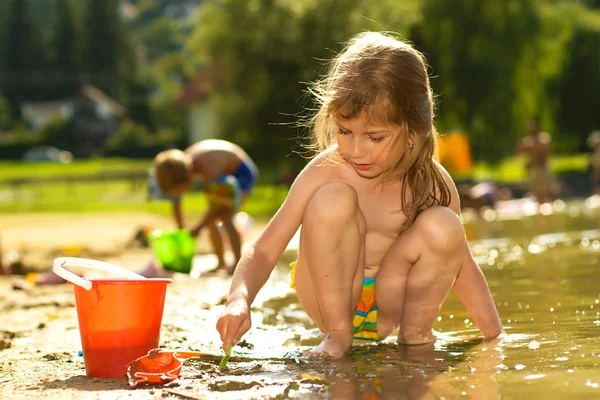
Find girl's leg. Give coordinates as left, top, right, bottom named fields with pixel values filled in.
left=294, top=183, right=366, bottom=359
left=376, top=206, right=464, bottom=343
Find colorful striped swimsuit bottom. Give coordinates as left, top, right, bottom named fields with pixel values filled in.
left=289, top=262, right=381, bottom=341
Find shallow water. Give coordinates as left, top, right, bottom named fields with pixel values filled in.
left=4, top=198, right=598, bottom=399
left=226, top=197, right=600, bottom=399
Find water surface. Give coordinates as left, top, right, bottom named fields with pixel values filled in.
left=246, top=197, right=600, bottom=399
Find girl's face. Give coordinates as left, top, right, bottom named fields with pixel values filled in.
left=334, top=113, right=399, bottom=180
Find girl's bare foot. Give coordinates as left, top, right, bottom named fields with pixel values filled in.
left=303, top=330, right=354, bottom=359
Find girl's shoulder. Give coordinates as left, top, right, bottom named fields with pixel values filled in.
left=304, top=145, right=343, bottom=170
left=293, top=146, right=346, bottom=186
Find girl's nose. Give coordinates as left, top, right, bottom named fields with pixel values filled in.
left=350, top=137, right=365, bottom=158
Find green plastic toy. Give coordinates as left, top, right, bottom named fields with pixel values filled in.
left=148, top=229, right=195, bottom=273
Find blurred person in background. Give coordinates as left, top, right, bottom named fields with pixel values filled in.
left=458, top=181, right=513, bottom=215
left=516, top=118, right=556, bottom=204
left=587, top=131, right=600, bottom=195
left=153, top=139, right=259, bottom=275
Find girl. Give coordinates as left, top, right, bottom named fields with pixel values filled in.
left=216, top=32, right=503, bottom=359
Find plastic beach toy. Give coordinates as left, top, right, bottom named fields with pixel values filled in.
left=148, top=229, right=195, bottom=273
left=127, top=348, right=233, bottom=388
left=53, top=257, right=172, bottom=377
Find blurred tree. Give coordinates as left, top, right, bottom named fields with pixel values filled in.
left=134, top=17, right=181, bottom=64
left=187, top=0, right=300, bottom=164
left=0, top=125, right=41, bottom=160
left=49, top=0, right=80, bottom=96
left=147, top=51, right=187, bottom=135
left=0, top=2, right=9, bottom=69
left=352, top=0, right=422, bottom=36
left=186, top=0, right=365, bottom=167
left=0, top=0, right=47, bottom=115
left=0, top=94, right=11, bottom=130
left=104, top=118, right=186, bottom=157
left=79, top=0, right=128, bottom=96
left=31, top=0, right=52, bottom=29
left=585, top=0, right=600, bottom=8
left=38, top=117, right=77, bottom=152
left=418, top=0, right=571, bottom=162
left=555, top=6, right=600, bottom=150
left=128, top=0, right=189, bottom=66
left=122, top=77, right=154, bottom=128
left=105, top=119, right=153, bottom=149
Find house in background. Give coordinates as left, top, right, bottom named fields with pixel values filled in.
left=20, top=101, right=74, bottom=129
left=176, top=69, right=219, bottom=144
left=20, top=85, right=127, bottom=157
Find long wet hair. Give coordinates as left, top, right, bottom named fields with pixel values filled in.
left=309, top=32, right=450, bottom=232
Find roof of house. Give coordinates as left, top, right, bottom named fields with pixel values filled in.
left=20, top=85, right=127, bottom=127
left=81, top=85, right=127, bottom=118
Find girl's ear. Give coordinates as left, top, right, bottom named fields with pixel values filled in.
left=407, top=130, right=417, bottom=148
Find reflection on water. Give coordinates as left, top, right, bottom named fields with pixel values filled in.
left=248, top=196, right=600, bottom=399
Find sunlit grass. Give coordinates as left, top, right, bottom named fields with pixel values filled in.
left=470, top=154, right=589, bottom=182
left=0, top=154, right=590, bottom=215
left=0, top=158, right=152, bottom=180
left=0, top=180, right=288, bottom=217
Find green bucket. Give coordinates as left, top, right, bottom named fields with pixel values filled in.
left=148, top=229, right=195, bottom=274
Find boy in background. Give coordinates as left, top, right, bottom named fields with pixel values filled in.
left=153, top=139, right=259, bottom=275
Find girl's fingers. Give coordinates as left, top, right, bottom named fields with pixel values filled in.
left=218, top=318, right=239, bottom=352
left=216, top=319, right=231, bottom=349
left=217, top=312, right=250, bottom=352
left=228, top=318, right=249, bottom=349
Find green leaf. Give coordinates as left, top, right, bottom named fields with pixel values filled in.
left=219, top=345, right=233, bottom=371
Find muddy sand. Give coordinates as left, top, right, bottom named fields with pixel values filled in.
left=1, top=212, right=338, bottom=400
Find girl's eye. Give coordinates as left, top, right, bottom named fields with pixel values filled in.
left=369, top=136, right=385, bottom=143
left=337, top=127, right=351, bottom=135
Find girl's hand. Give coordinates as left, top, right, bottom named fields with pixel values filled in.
left=216, top=298, right=252, bottom=352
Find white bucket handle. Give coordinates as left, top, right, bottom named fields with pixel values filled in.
left=52, top=257, right=146, bottom=291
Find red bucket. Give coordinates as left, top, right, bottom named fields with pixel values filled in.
left=53, top=257, right=172, bottom=378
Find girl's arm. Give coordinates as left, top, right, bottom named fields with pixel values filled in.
left=227, top=161, right=328, bottom=306
left=453, top=243, right=504, bottom=338
left=217, top=156, right=333, bottom=350
left=437, top=163, right=504, bottom=338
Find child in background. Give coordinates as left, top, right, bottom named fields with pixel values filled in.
left=153, top=139, right=259, bottom=275
left=588, top=131, right=600, bottom=195
left=458, top=181, right=513, bottom=215
left=516, top=118, right=555, bottom=203
left=216, top=32, right=503, bottom=359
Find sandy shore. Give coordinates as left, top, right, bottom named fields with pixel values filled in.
left=0, top=212, right=337, bottom=400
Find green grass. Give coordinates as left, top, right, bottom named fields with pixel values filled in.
left=0, top=154, right=591, bottom=215
left=0, top=158, right=289, bottom=215
left=469, top=154, right=590, bottom=182
left=0, top=159, right=152, bottom=180
left=0, top=179, right=289, bottom=216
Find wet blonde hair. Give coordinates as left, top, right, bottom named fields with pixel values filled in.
left=153, top=149, right=191, bottom=195
left=309, top=31, right=450, bottom=231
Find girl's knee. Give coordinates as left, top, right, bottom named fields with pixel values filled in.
left=414, top=206, right=464, bottom=254
left=304, top=183, right=360, bottom=224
